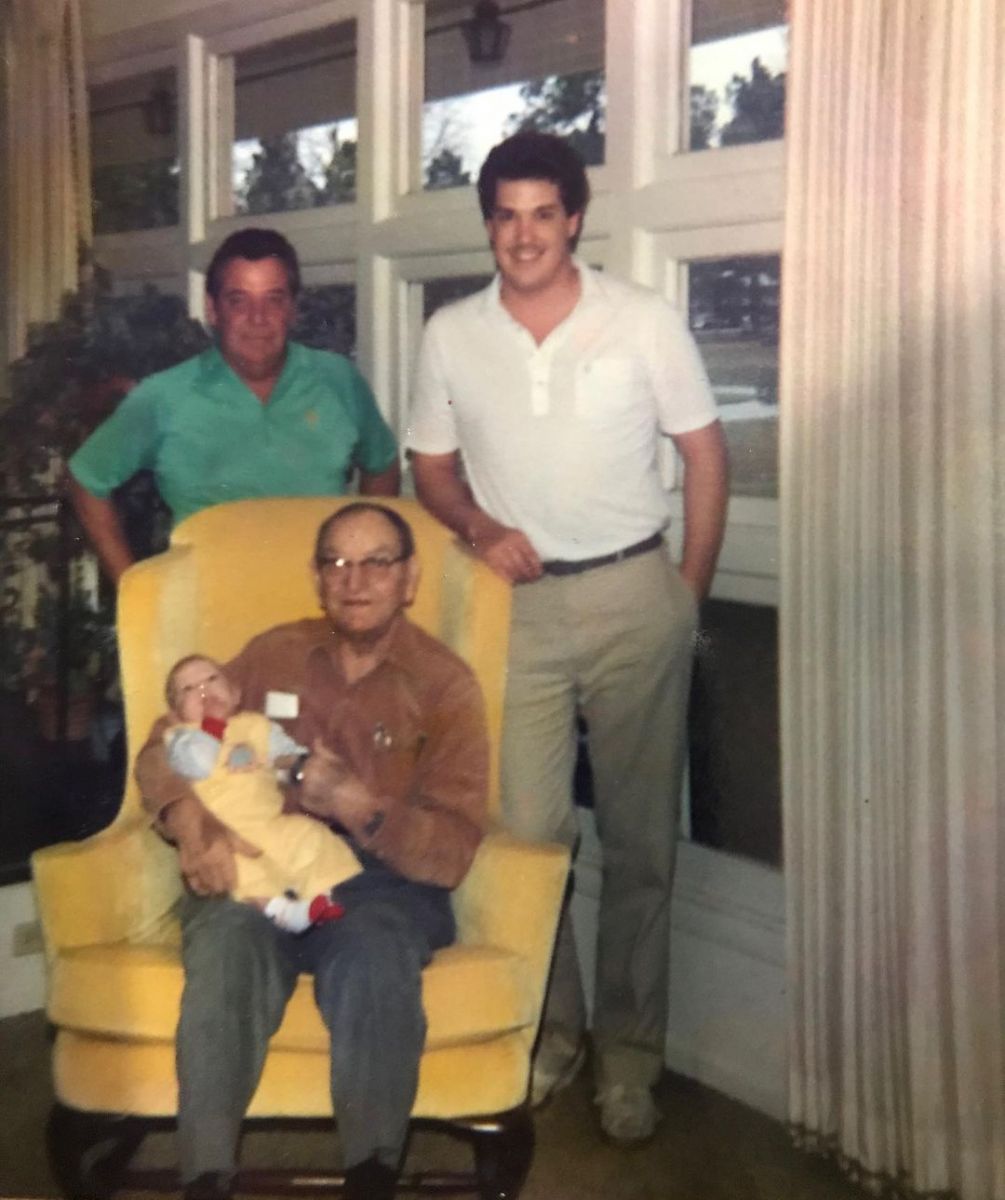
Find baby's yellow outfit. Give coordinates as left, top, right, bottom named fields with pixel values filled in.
left=174, top=710, right=361, bottom=902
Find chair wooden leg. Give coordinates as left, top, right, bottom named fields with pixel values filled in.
left=47, top=1103, right=146, bottom=1200
left=462, top=1107, right=535, bottom=1200
left=44, top=1106, right=533, bottom=1200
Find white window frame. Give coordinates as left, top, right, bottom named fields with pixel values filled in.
left=87, top=0, right=787, bottom=759
left=87, top=0, right=786, bottom=730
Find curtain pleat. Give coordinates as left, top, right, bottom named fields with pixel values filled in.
left=4, top=0, right=91, bottom=360
left=781, top=3, right=1005, bottom=1198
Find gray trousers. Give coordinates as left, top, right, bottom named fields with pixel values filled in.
left=176, top=863, right=454, bottom=1181
left=500, top=546, right=697, bottom=1090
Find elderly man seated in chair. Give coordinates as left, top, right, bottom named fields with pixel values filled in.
left=135, top=501, right=488, bottom=1200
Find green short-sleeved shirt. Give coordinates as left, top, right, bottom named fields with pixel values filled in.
left=69, top=342, right=398, bottom=526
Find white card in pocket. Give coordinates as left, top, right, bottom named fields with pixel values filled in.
left=265, top=690, right=299, bottom=720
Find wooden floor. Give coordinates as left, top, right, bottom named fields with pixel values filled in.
left=1, top=1009, right=869, bottom=1200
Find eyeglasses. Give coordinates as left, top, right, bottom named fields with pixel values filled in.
left=316, top=553, right=409, bottom=581
left=174, top=670, right=222, bottom=697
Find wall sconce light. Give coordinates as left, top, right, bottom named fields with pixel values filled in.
left=461, top=0, right=511, bottom=66
left=142, top=86, right=176, bottom=137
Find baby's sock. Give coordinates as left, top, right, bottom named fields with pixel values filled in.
left=263, top=891, right=345, bottom=933
left=307, top=892, right=345, bottom=924
left=263, top=894, right=312, bottom=933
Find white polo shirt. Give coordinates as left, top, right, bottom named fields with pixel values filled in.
left=407, top=262, right=718, bottom=561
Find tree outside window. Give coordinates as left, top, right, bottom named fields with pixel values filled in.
left=422, top=0, right=605, bottom=190
left=689, top=19, right=788, bottom=151
left=229, top=22, right=357, bottom=216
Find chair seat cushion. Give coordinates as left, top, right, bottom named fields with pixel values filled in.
left=48, top=939, right=535, bottom=1051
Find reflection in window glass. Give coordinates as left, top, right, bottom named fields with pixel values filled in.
left=688, top=256, right=780, bottom=499
left=90, top=73, right=179, bottom=233
left=423, top=0, right=605, bottom=191
left=688, top=598, right=780, bottom=866
left=688, top=0, right=787, bottom=151
left=232, top=22, right=357, bottom=214
left=294, top=284, right=357, bottom=360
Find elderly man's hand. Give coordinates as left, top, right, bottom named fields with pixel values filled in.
left=162, top=792, right=261, bottom=896
left=297, top=741, right=375, bottom=829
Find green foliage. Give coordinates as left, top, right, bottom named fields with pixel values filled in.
left=690, top=85, right=719, bottom=151
left=234, top=130, right=359, bottom=213
left=720, top=58, right=786, bottom=147
left=425, top=146, right=471, bottom=191
left=0, top=581, right=32, bottom=693
left=0, top=510, right=119, bottom=700
left=239, top=132, right=321, bottom=214
left=26, top=588, right=119, bottom=698
left=0, top=267, right=210, bottom=698
left=507, top=69, right=606, bottom=167
left=319, top=131, right=357, bottom=204
left=91, top=158, right=180, bottom=235
left=3, top=269, right=209, bottom=481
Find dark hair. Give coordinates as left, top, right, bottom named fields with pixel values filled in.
left=205, top=228, right=301, bottom=299
left=477, top=131, right=590, bottom=247
left=314, top=503, right=415, bottom=564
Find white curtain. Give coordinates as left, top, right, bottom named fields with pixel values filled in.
left=781, top=3, right=1005, bottom=1198
left=3, top=0, right=91, bottom=361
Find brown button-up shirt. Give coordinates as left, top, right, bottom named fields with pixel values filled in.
left=136, top=617, right=489, bottom=888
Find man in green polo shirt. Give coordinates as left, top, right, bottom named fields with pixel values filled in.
left=68, top=228, right=400, bottom=583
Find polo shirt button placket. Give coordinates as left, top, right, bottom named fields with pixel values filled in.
left=530, top=348, right=552, bottom=418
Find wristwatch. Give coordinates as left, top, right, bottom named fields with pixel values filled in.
left=290, top=752, right=311, bottom=786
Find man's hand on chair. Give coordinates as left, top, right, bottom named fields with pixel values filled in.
left=162, top=792, right=261, bottom=896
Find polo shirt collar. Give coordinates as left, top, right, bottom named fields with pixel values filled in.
left=197, top=341, right=304, bottom=403
left=199, top=343, right=243, bottom=391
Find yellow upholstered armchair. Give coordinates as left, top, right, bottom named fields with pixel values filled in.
left=32, top=497, right=569, bottom=1200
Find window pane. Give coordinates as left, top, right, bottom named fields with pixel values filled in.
left=422, top=274, right=493, bottom=321
left=688, top=0, right=787, bottom=152
left=232, top=21, right=357, bottom=215
left=422, top=0, right=605, bottom=192
left=688, top=598, right=780, bottom=866
left=294, top=284, right=357, bottom=359
left=90, top=72, right=179, bottom=234
left=688, top=255, right=780, bottom=499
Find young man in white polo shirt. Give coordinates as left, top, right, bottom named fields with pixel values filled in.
left=408, top=132, right=728, bottom=1145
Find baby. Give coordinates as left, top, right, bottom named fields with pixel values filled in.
left=164, top=654, right=362, bottom=932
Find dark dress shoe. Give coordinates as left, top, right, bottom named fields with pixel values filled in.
left=182, top=1170, right=233, bottom=1200
left=344, top=1156, right=397, bottom=1200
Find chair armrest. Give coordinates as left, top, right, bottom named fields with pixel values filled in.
left=32, top=814, right=182, bottom=954
left=452, top=829, right=570, bottom=987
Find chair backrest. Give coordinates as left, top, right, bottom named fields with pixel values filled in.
left=116, top=497, right=511, bottom=822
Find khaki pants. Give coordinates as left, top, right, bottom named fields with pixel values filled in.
left=501, top=545, right=697, bottom=1089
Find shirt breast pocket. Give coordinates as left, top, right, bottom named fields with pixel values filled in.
left=574, top=357, right=643, bottom=428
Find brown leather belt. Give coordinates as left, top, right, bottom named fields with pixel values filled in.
left=540, top=532, right=664, bottom=577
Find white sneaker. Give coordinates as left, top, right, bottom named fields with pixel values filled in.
left=595, top=1083, right=660, bottom=1146
left=530, top=1037, right=586, bottom=1108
